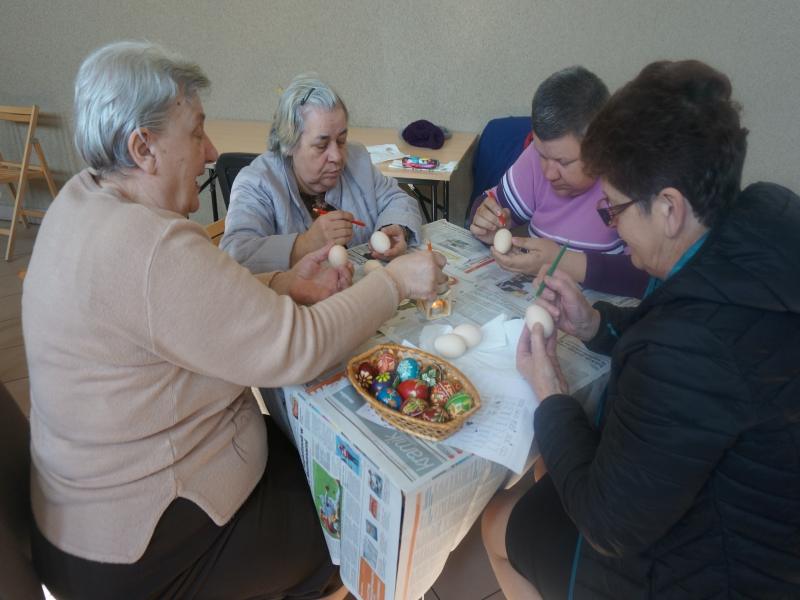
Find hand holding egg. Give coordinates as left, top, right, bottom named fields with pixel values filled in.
left=525, top=304, right=554, bottom=337
left=370, top=230, right=391, bottom=254
left=384, top=249, right=447, bottom=301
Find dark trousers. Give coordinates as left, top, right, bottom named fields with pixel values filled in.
left=32, top=417, right=339, bottom=600
left=505, top=474, right=579, bottom=599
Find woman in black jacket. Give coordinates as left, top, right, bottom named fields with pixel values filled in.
left=482, top=59, right=800, bottom=599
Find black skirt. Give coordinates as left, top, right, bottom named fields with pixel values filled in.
left=32, top=416, right=339, bottom=600
left=505, top=474, right=580, bottom=600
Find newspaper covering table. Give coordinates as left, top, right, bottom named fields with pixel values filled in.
left=276, top=220, right=638, bottom=600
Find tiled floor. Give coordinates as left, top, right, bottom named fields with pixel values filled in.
left=0, top=220, right=35, bottom=417
left=0, top=219, right=505, bottom=600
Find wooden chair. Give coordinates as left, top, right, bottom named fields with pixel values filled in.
left=0, top=105, right=59, bottom=261
left=206, top=219, right=225, bottom=246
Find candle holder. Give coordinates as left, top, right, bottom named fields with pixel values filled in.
left=416, top=288, right=452, bottom=320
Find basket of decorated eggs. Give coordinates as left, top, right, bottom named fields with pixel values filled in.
left=346, top=343, right=480, bottom=442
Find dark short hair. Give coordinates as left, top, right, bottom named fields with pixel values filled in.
left=581, top=60, right=748, bottom=227
left=531, top=66, right=609, bottom=141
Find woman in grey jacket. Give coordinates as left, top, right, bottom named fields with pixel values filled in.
left=221, top=74, right=423, bottom=274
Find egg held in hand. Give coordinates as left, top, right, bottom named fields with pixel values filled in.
left=525, top=304, right=554, bottom=337
left=327, top=244, right=349, bottom=267
left=370, top=230, right=391, bottom=254
left=493, top=228, right=512, bottom=254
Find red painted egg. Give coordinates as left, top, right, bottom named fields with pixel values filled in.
left=397, top=379, right=430, bottom=401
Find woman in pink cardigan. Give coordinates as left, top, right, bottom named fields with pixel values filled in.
left=23, top=41, right=445, bottom=600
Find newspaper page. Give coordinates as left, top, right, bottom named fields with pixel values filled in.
left=285, top=385, right=404, bottom=600
left=395, top=456, right=508, bottom=600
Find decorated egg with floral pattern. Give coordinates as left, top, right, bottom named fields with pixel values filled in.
left=396, top=357, right=421, bottom=382
left=397, top=379, right=430, bottom=402
left=370, top=371, right=394, bottom=396
left=400, top=398, right=427, bottom=417
left=430, top=381, right=458, bottom=406
left=444, top=391, right=473, bottom=417
left=375, top=351, right=398, bottom=373
left=421, top=406, right=451, bottom=423
left=376, top=387, right=402, bottom=410
left=355, top=361, right=378, bottom=389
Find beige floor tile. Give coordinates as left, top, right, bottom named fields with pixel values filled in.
left=428, top=519, right=503, bottom=600
left=5, top=377, right=30, bottom=418
left=0, top=255, right=29, bottom=279
left=0, top=292, right=21, bottom=321
left=0, top=272, right=24, bottom=298
left=0, top=317, right=23, bottom=350
left=0, top=343, right=27, bottom=382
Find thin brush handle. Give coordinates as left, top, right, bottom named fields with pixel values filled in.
left=533, top=241, right=569, bottom=299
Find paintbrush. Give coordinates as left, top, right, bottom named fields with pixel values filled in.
left=532, top=241, right=570, bottom=300
left=313, top=208, right=366, bottom=227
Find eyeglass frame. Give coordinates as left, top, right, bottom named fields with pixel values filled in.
left=596, top=195, right=642, bottom=227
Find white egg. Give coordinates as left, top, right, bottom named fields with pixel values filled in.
left=493, top=228, right=512, bottom=254
left=525, top=304, right=555, bottom=337
left=452, top=323, right=482, bottom=348
left=370, top=230, right=391, bottom=254
left=434, top=333, right=467, bottom=359
left=363, top=259, right=383, bottom=274
left=327, top=244, right=349, bottom=267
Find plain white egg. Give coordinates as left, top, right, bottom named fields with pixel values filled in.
left=434, top=333, right=467, bottom=359
left=525, top=304, right=554, bottom=337
left=452, top=323, right=482, bottom=348
left=493, top=228, right=512, bottom=254
left=370, top=230, right=391, bottom=254
left=363, top=259, right=383, bottom=274
left=327, top=245, right=349, bottom=267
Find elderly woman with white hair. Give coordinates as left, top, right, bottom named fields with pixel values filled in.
left=220, top=74, right=423, bottom=274
left=23, top=41, right=445, bottom=599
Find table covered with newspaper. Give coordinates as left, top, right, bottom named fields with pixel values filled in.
left=272, top=220, right=638, bottom=600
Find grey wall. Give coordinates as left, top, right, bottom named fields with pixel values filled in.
left=2, top=0, right=799, bottom=225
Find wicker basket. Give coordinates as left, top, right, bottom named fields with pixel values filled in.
left=346, top=343, right=481, bottom=442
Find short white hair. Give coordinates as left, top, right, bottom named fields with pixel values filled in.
left=73, top=40, right=209, bottom=174
left=269, top=73, right=348, bottom=157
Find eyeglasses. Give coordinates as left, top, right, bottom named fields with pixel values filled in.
left=596, top=196, right=639, bottom=227
left=300, top=87, right=315, bottom=106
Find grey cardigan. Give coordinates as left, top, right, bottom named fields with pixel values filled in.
left=221, top=142, right=423, bottom=273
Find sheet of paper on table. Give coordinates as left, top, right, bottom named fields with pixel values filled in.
left=355, top=315, right=534, bottom=473
left=366, top=143, right=406, bottom=164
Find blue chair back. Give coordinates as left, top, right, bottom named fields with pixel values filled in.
left=467, top=116, right=531, bottom=226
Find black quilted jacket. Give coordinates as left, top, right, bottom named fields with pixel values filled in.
left=535, top=182, right=800, bottom=599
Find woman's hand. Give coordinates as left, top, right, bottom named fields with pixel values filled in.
left=533, top=268, right=601, bottom=342
left=285, top=242, right=353, bottom=305
left=469, top=194, right=511, bottom=244
left=371, top=224, right=408, bottom=260
left=516, top=323, right=568, bottom=400
left=491, top=237, right=559, bottom=274
left=384, top=249, right=448, bottom=301
left=305, top=210, right=355, bottom=249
